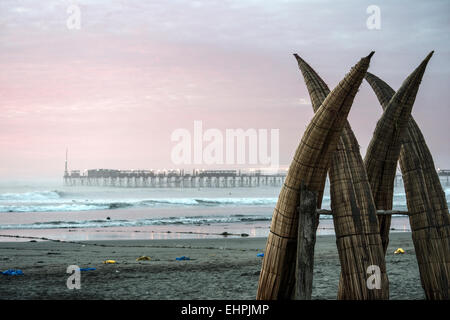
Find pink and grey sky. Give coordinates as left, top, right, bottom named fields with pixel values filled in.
left=0, top=0, right=449, bottom=180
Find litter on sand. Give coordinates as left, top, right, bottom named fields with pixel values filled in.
left=136, top=256, right=151, bottom=261
left=175, top=256, right=190, bottom=261
left=103, top=260, right=116, bottom=264
left=394, top=248, right=405, bottom=254
left=257, top=253, right=264, bottom=257
left=79, top=268, right=96, bottom=271
left=2, top=269, right=24, bottom=276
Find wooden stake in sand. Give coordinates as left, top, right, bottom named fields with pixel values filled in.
left=294, top=183, right=319, bottom=300
left=365, top=62, right=450, bottom=300
left=294, top=53, right=389, bottom=299
left=256, top=53, right=374, bottom=300
left=364, top=52, right=434, bottom=254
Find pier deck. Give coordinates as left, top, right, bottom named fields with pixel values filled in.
left=63, top=168, right=449, bottom=188
left=64, top=169, right=287, bottom=188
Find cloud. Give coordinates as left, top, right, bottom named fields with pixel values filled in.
left=0, top=0, right=449, bottom=177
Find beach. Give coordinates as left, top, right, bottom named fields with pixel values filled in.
left=0, top=182, right=441, bottom=300
left=0, top=232, right=424, bottom=300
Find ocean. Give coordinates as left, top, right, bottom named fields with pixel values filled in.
left=0, top=179, right=448, bottom=241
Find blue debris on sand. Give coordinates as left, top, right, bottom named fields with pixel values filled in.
left=175, top=256, right=190, bottom=261
left=79, top=268, right=96, bottom=271
left=2, top=269, right=24, bottom=276
left=257, top=253, right=264, bottom=257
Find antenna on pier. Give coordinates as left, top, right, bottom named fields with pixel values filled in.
left=64, top=148, right=68, bottom=177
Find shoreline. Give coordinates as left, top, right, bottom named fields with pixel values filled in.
left=0, top=213, right=412, bottom=242
left=0, top=232, right=424, bottom=299
left=0, top=222, right=411, bottom=243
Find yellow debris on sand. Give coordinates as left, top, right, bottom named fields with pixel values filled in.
left=103, top=260, right=116, bottom=264
left=136, top=256, right=151, bottom=261
left=394, top=248, right=405, bottom=254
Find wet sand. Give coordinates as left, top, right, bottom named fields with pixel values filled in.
left=0, top=232, right=424, bottom=299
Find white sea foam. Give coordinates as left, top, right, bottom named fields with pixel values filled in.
left=0, top=190, right=63, bottom=201
left=0, top=193, right=279, bottom=213
left=0, top=214, right=273, bottom=230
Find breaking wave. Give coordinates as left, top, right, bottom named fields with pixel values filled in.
left=0, top=195, right=278, bottom=213
left=0, top=186, right=447, bottom=214
left=0, top=190, right=63, bottom=201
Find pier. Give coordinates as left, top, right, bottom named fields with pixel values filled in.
left=64, top=169, right=287, bottom=188
left=63, top=168, right=450, bottom=188
left=437, top=169, right=450, bottom=184
left=394, top=169, right=450, bottom=186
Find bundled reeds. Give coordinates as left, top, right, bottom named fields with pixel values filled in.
left=294, top=53, right=389, bottom=299
left=366, top=65, right=450, bottom=300
left=256, top=53, right=374, bottom=300
left=364, top=52, right=434, bottom=254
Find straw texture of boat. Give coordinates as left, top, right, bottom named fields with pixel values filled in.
left=365, top=60, right=450, bottom=299
left=256, top=53, right=374, bottom=300
left=293, top=53, right=389, bottom=299
left=364, top=52, right=434, bottom=253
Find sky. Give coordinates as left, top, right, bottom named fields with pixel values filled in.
left=0, top=0, right=449, bottom=180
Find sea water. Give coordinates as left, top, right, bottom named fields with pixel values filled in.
left=0, top=179, right=448, bottom=241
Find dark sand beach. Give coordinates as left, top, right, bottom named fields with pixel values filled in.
left=0, top=232, right=423, bottom=300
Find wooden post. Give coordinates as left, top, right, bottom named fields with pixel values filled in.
left=294, top=182, right=319, bottom=300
